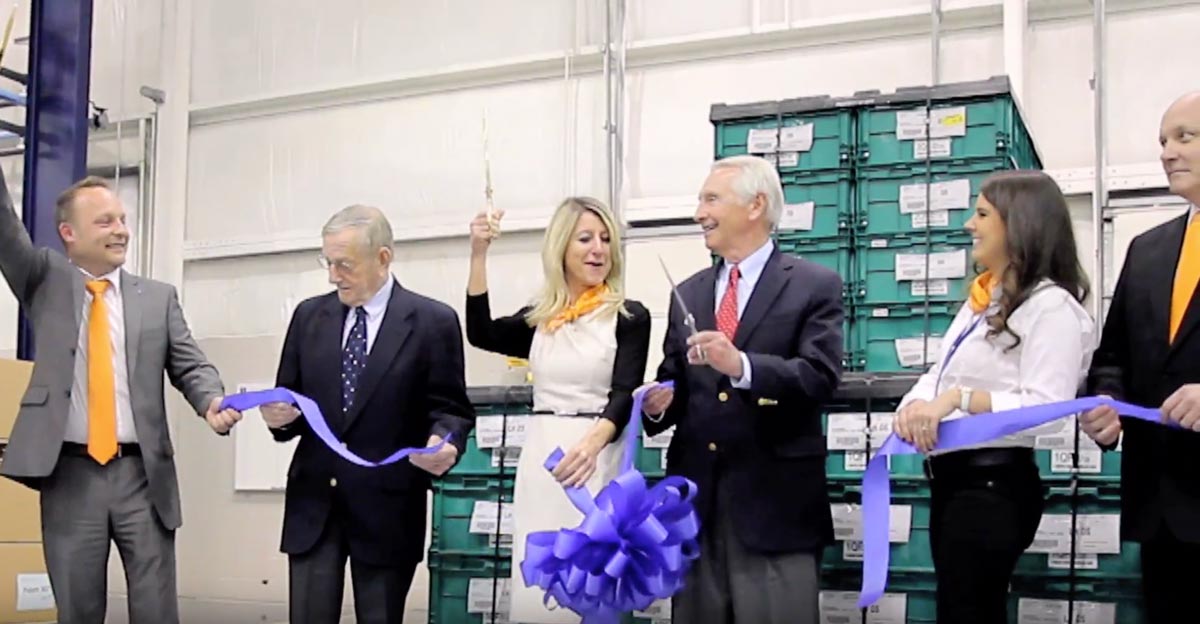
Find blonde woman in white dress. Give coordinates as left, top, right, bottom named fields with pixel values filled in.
left=465, top=197, right=652, bottom=623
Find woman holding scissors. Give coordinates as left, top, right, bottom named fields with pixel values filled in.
left=893, top=170, right=1095, bottom=624
left=464, top=197, right=651, bottom=623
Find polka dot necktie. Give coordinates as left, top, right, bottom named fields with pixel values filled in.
left=717, top=265, right=740, bottom=341
left=342, top=307, right=368, bottom=414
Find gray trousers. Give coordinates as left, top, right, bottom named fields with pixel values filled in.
left=39, top=454, right=177, bottom=624
left=672, top=475, right=821, bottom=624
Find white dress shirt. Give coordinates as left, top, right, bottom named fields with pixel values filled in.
left=898, top=279, right=1097, bottom=453
left=341, top=278, right=394, bottom=354
left=66, top=267, right=137, bottom=444
left=716, top=238, right=775, bottom=388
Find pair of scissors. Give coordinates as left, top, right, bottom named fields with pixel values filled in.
left=658, top=256, right=705, bottom=361
left=482, top=111, right=500, bottom=236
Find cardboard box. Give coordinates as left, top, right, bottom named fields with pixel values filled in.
left=0, top=358, right=33, bottom=442
left=0, top=543, right=55, bottom=623
left=0, top=472, right=39, bottom=543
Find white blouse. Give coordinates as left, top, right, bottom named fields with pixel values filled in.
left=899, top=280, right=1097, bottom=453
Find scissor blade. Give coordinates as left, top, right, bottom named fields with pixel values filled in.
left=658, top=256, right=697, bottom=332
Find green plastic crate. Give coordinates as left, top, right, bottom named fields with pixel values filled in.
left=821, top=570, right=938, bottom=623
left=431, top=475, right=515, bottom=557
left=856, top=79, right=1041, bottom=170
left=1013, top=482, right=1139, bottom=582
left=636, top=442, right=666, bottom=479
left=1007, top=578, right=1143, bottom=624
left=712, top=98, right=854, bottom=174
left=821, top=406, right=927, bottom=483
left=854, top=232, right=973, bottom=306
left=778, top=170, right=854, bottom=239
left=427, top=552, right=512, bottom=624
left=824, top=481, right=934, bottom=576
left=850, top=303, right=957, bottom=373
left=775, top=235, right=854, bottom=294
left=855, top=160, right=1002, bottom=237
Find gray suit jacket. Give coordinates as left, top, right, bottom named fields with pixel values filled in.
left=0, top=178, right=223, bottom=531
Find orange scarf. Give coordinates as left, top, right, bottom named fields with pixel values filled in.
left=544, top=284, right=609, bottom=332
left=968, top=271, right=997, bottom=313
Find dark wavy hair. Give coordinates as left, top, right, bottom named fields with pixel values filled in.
left=977, top=169, right=1090, bottom=350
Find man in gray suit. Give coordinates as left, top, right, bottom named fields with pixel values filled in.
left=0, top=171, right=241, bottom=624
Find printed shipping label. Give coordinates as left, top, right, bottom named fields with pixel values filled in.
left=779, top=124, right=815, bottom=152
left=899, top=179, right=971, bottom=214
left=476, top=415, right=528, bottom=448
left=469, top=501, right=515, bottom=535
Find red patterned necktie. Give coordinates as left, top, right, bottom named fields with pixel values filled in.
left=716, top=265, right=740, bottom=340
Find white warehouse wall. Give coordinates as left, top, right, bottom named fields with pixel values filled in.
left=0, top=0, right=1196, bottom=621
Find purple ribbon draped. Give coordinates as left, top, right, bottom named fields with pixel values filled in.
left=220, top=388, right=450, bottom=467
left=859, top=396, right=1167, bottom=608
left=519, top=381, right=701, bottom=624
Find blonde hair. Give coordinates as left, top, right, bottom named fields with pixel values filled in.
left=524, top=197, right=628, bottom=327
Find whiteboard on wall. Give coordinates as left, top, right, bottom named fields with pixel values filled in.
left=233, top=382, right=297, bottom=491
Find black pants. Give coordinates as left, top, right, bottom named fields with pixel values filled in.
left=1141, top=523, right=1200, bottom=623
left=928, top=449, right=1044, bottom=624
left=288, top=503, right=417, bottom=624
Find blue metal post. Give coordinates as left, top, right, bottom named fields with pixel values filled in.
left=17, top=0, right=94, bottom=360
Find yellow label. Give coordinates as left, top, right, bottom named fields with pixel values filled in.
left=940, top=113, right=965, bottom=127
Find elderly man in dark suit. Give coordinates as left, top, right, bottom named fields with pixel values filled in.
left=0, top=171, right=238, bottom=624
left=257, top=204, right=474, bottom=624
left=643, top=155, right=845, bottom=624
left=1082, top=91, right=1200, bottom=623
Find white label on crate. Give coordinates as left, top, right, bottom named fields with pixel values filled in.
left=844, top=451, right=868, bottom=471
left=894, top=337, right=942, bottom=368
left=910, top=210, right=950, bottom=229
left=634, top=598, right=672, bottom=619
left=1017, top=598, right=1116, bottom=624
left=820, top=591, right=907, bottom=624
left=1047, top=553, right=1099, bottom=570
left=895, top=250, right=967, bottom=281
left=490, top=447, right=520, bottom=468
left=661, top=451, right=669, bottom=470
left=868, top=415, right=897, bottom=448
left=865, top=593, right=908, bottom=624
left=872, top=307, right=890, bottom=318
left=763, top=152, right=800, bottom=167
left=16, top=574, right=54, bottom=612
left=842, top=539, right=865, bottom=561
left=1077, top=514, right=1121, bottom=554
left=1028, top=515, right=1073, bottom=553
left=827, top=413, right=869, bottom=450
left=747, top=128, right=779, bottom=154
left=780, top=201, right=816, bottom=231
left=830, top=504, right=912, bottom=542
left=896, top=106, right=967, bottom=140
left=1050, top=449, right=1102, bottom=474
left=643, top=426, right=674, bottom=449
left=475, top=415, right=528, bottom=449
left=780, top=123, right=815, bottom=152
left=469, top=501, right=515, bottom=535
left=467, top=578, right=512, bottom=614
left=1034, top=416, right=1076, bottom=450
left=870, top=238, right=889, bottom=248
left=914, top=138, right=953, bottom=159
left=910, top=279, right=950, bottom=297
left=899, top=179, right=972, bottom=214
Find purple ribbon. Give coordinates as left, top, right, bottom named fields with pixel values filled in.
left=220, top=388, right=451, bottom=467
left=519, top=381, right=701, bottom=624
left=859, top=396, right=1167, bottom=608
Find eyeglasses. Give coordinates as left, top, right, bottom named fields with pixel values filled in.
left=317, top=254, right=356, bottom=273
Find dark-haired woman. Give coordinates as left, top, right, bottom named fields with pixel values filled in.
left=893, top=169, right=1096, bottom=624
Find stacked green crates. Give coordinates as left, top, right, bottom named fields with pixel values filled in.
left=710, top=95, right=857, bottom=365
left=849, top=75, right=1043, bottom=374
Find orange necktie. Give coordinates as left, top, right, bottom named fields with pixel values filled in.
left=1170, top=218, right=1200, bottom=343
left=86, top=280, right=117, bottom=464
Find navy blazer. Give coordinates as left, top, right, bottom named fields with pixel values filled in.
left=648, top=247, right=844, bottom=554
left=271, top=280, right=474, bottom=566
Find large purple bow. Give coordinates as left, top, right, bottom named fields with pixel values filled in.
left=220, top=387, right=451, bottom=467
left=519, top=381, right=701, bottom=624
left=859, top=396, right=1168, bottom=608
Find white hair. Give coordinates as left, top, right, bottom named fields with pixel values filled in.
left=710, top=155, right=784, bottom=227
left=322, top=204, right=394, bottom=252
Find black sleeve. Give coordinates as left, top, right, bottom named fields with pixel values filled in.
left=599, top=302, right=652, bottom=438
left=1087, top=240, right=1135, bottom=452
left=645, top=292, right=689, bottom=437
left=426, top=307, right=476, bottom=457
left=464, top=291, right=536, bottom=359
left=271, top=301, right=311, bottom=443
